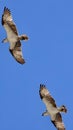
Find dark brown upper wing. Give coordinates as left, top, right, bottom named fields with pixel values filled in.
left=9, top=41, right=25, bottom=64
left=51, top=113, right=65, bottom=130
left=39, top=84, right=57, bottom=108
left=2, top=7, right=18, bottom=35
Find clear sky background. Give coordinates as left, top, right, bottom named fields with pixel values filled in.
left=0, top=0, right=72, bottom=130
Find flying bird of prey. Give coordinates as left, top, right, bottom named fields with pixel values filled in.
left=2, top=7, right=28, bottom=64
left=39, top=84, right=67, bottom=130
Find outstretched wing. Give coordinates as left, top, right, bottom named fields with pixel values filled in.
left=51, top=113, right=65, bottom=130
left=9, top=41, right=25, bottom=64
left=39, top=84, right=57, bottom=108
left=2, top=7, right=18, bottom=35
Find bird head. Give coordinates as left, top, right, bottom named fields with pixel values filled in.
left=60, top=105, right=67, bottom=113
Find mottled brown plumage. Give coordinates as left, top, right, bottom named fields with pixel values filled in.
left=2, top=7, right=28, bottom=64
left=39, top=84, right=67, bottom=130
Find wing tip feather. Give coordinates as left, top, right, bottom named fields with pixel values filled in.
left=39, top=84, right=46, bottom=99
left=40, top=84, right=46, bottom=89
left=3, top=6, right=11, bottom=13
left=1, top=6, right=11, bottom=25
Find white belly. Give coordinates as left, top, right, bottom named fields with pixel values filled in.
left=43, top=98, right=58, bottom=120
left=47, top=104, right=58, bottom=113
left=4, top=24, right=18, bottom=49
left=47, top=106, right=58, bottom=120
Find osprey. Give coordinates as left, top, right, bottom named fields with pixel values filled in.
left=39, top=84, right=67, bottom=130
left=2, top=7, right=28, bottom=64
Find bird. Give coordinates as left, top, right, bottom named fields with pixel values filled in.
left=1, top=7, right=28, bottom=64
left=39, top=84, right=67, bottom=130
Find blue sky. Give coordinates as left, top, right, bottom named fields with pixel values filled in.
left=0, top=0, right=72, bottom=129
